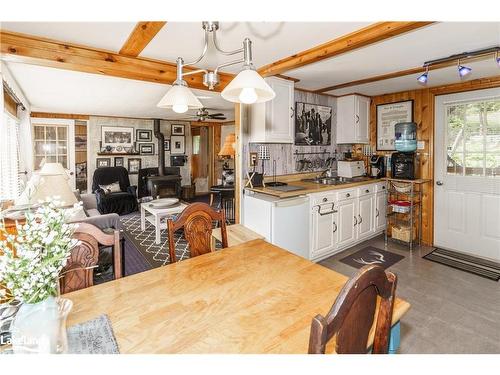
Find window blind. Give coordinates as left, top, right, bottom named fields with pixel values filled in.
left=3, top=88, right=18, bottom=119
left=0, top=111, right=21, bottom=200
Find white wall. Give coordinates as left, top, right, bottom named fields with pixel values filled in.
left=87, top=116, right=192, bottom=191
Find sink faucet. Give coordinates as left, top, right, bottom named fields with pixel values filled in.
left=319, top=169, right=336, bottom=178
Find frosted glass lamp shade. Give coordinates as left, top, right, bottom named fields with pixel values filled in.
left=221, top=69, right=275, bottom=104
left=157, top=84, right=203, bottom=113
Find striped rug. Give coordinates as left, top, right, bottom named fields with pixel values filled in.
left=423, top=248, right=500, bottom=281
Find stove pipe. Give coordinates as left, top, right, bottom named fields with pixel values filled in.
left=153, top=119, right=165, bottom=176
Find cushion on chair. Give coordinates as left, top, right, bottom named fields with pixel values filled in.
left=99, top=181, right=121, bottom=195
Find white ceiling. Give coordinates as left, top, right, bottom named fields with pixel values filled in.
left=5, top=62, right=235, bottom=120
left=0, top=22, right=136, bottom=51
left=289, top=22, right=500, bottom=94
left=140, top=22, right=370, bottom=73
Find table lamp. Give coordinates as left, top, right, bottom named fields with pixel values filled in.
left=17, top=163, right=78, bottom=207
left=218, top=133, right=236, bottom=186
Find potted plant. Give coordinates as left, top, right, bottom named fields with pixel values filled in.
left=0, top=200, right=79, bottom=353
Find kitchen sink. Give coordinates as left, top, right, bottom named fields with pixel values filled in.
left=301, top=176, right=370, bottom=185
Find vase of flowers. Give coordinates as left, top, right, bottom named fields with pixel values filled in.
left=0, top=200, right=79, bottom=353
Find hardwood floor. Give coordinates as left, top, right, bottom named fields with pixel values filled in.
left=319, top=235, right=500, bottom=354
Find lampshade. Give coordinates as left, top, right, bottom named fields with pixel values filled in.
left=17, top=174, right=77, bottom=207
left=157, top=84, right=204, bottom=113
left=39, top=162, right=68, bottom=177
left=221, top=68, right=275, bottom=104
left=218, top=133, right=236, bottom=157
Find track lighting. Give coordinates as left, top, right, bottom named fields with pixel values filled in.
left=416, top=65, right=429, bottom=85
left=457, top=59, right=472, bottom=78
left=496, top=51, right=500, bottom=67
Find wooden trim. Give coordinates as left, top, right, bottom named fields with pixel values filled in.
left=257, top=22, right=434, bottom=77
left=0, top=30, right=233, bottom=91
left=275, top=74, right=300, bottom=83
left=294, top=87, right=338, bottom=98
left=30, top=111, right=90, bottom=120
left=234, top=103, right=241, bottom=224
left=335, top=92, right=371, bottom=98
left=315, top=53, right=499, bottom=93
left=429, top=75, right=500, bottom=95
left=119, top=22, right=166, bottom=57
left=3, top=88, right=18, bottom=118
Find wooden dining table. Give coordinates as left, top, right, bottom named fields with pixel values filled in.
left=66, top=239, right=410, bottom=354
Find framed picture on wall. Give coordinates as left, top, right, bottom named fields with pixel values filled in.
left=164, top=139, right=171, bottom=152
left=96, top=158, right=111, bottom=168
left=171, top=135, right=185, bottom=154
left=139, top=143, right=155, bottom=155
left=376, top=100, right=413, bottom=151
left=128, top=158, right=142, bottom=174
left=294, top=102, right=333, bottom=145
left=114, top=157, right=124, bottom=167
left=101, top=126, right=134, bottom=148
left=136, top=129, right=152, bottom=142
left=171, top=124, right=185, bottom=135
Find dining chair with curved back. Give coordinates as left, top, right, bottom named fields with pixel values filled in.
left=59, top=222, right=121, bottom=294
left=167, top=202, right=228, bottom=263
left=308, top=265, right=397, bottom=354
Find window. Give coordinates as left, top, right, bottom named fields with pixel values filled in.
left=0, top=111, right=21, bottom=200
left=192, top=135, right=201, bottom=155
left=446, top=99, right=500, bottom=177
left=32, top=124, right=69, bottom=170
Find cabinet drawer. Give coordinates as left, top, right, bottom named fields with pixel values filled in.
left=310, top=192, right=337, bottom=206
left=337, top=188, right=357, bottom=201
left=358, top=184, right=375, bottom=196
left=375, top=182, right=387, bottom=193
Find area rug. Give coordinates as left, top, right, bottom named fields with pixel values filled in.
left=339, top=246, right=404, bottom=270
left=423, top=248, right=500, bottom=281
left=120, top=213, right=221, bottom=269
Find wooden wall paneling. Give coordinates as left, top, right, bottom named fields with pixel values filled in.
left=119, top=22, right=166, bottom=57
left=212, top=125, right=222, bottom=185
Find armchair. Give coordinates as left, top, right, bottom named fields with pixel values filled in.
left=92, top=166, right=138, bottom=215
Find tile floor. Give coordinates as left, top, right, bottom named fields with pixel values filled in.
left=319, top=235, right=500, bottom=354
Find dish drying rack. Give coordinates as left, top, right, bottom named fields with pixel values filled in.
left=293, top=150, right=336, bottom=172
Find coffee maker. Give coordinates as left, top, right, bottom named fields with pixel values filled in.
left=369, top=155, right=385, bottom=178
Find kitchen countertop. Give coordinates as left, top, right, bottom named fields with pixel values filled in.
left=246, top=177, right=384, bottom=198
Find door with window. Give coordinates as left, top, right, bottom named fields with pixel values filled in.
left=32, top=120, right=76, bottom=188
left=434, top=88, right=500, bottom=261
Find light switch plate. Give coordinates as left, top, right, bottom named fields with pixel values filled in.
left=417, top=140, right=425, bottom=150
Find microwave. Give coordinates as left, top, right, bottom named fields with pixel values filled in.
left=337, top=160, right=366, bottom=178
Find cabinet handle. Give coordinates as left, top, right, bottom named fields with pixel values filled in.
left=382, top=186, right=386, bottom=190
left=358, top=214, right=363, bottom=224
left=316, top=202, right=336, bottom=216
left=322, top=197, right=328, bottom=202
left=346, top=193, right=351, bottom=198
left=290, top=107, right=295, bottom=118
left=365, top=189, right=369, bottom=193
left=376, top=208, right=379, bottom=218
left=333, top=222, right=337, bottom=233
left=354, top=216, right=358, bottom=226
left=355, top=114, right=359, bottom=124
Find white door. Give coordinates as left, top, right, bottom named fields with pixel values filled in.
left=337, top=198, right=357, bottom=247
left=311, top=204, right=336, bottom=258
left=355, top=95, right=370, bottom=143
left=375, top=191, right=387, bottom=232
left=357, top=194, right=374, bottom=239
left=434, top=88, right=500, bottom=261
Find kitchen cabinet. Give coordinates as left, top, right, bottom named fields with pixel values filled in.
left=336, top=94, right=370, bottom=144
left=248, top=76, right=294, bottom=143
left=310, top=200, right=338, bottom=259
left=357, top=194, right=374, bottom=240
left=375, top=191, right=387, bottom=232
left=337, top=197, right=357, bottom=248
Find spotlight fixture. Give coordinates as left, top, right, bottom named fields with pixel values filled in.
left=457, top=59, right=472, bottom=78
left=416, top=65, right=429, bottom=85
left=496, top=51, right=500, bottom=67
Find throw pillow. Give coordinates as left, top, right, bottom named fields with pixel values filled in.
left=98, top=181, right=121, bottom=195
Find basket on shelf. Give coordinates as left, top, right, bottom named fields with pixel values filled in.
left=390, top=200, right=411, bottom=213
left=391, top=225, right=416, bottom=242
left=391, top=181, right=413, bottom=193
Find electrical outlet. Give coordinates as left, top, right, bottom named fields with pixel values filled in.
left=249, top=152, right=258, bottom=167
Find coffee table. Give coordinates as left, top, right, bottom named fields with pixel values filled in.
left=140, top=201, right=188, bottom=244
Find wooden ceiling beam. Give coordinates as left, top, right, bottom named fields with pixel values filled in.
left=119, top=21, right=166, bottom=57
left=31, top=111, right=89, bottom=120
left=0, top=30, right=233, bottom=91
left=257, top=21, right=435, bottom=77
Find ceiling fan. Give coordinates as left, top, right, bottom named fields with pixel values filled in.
left=182, top=108, right=227, bottom=122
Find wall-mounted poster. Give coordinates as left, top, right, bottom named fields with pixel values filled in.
left=101, top=126, right=134, bottom=149
left=376, top=100, right=413, bottom=151
left=294, top=102, right=332, bottom=146
left=171, top=135, right=185, bottom=154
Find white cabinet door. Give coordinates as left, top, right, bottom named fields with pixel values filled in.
left=337, top=198, right=357, bottom=248
left=357, top=194, right=374, bottom=239
left=375, top=191, right=387, bottom=232
left=311, top=205, right=336, bottom=258
left=355, top=95, right=370, bottom=144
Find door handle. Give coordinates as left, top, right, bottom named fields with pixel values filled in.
left=376, top=208, right=379, bottom=218
left=355, top=114, right=359, bottom=124
left=358, top=214, right=363, bottom=224
left=436, top=180, right=444, bottom=186
left=290, top=107, right=295, bottom=118
left=354, top=216, right=357, bottom=226
left=332, top=222, right=337, bottom=233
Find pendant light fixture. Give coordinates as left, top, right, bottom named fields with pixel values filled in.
left=157, top=22, right=275, bottom=112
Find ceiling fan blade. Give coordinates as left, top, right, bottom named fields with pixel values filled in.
left=211, top=117, right=227, bottom=120
left=207, top=113, right=224, bottom=117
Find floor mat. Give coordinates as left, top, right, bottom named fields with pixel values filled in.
left=339, top=246, right=404, bottom=270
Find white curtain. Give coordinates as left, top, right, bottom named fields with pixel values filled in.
left=0, top=111, right=21, bottom=200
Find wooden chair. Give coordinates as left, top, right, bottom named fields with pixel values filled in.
left=59, top=222, right=121, bottom=294
left=308, top=265, right=397, bottom=354
left=167, top=202, right=228, bottom=263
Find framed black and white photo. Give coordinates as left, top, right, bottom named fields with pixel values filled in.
left=294, top=102, right=333, bottom=145
left=128, top=158, right=142, bottom=174
left=164, top=139, right=171, bottom=152
left=114, top=157, right=124, bottom=167
left=139, top=143, right=155, bottom=155
left=101, top=126, right=134, bottom=149
left=376, top=100, right=413, bottom=151
left=171, top=124, right=185, bottom=135
left=171, top=135, right=185, bottom=154
left=136, top=129, right=152, bottom=142
left=96, top=158, right=111, bottom=168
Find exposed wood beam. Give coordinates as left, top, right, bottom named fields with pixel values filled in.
left=315, top=52, right=498, bottom=93
left=30, top=111, right=90, bottom=120
left=0, top=30, right=233, bottom=91
left=275, top=74, right=300, bottom=83
left=119, top=21, right=166, bottom=57
left=294, top=87, right=337, bottom=98
left=258, top=22, right=435, bottom=77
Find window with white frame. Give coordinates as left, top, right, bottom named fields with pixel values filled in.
left=0, top=111, right=21, bottom=200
